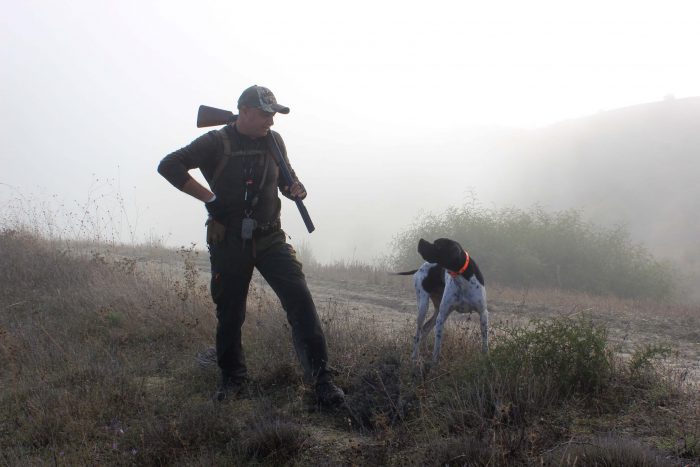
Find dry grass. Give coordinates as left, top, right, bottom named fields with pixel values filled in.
left=1, top=229, right=698, bottom=466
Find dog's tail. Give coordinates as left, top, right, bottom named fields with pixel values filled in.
left=390, top=269, right=419, bottom=276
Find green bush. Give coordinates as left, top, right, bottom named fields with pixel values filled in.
left=389, top=202, right=675, bottom=299
left=490, top=316, right=613, bottom=397
left=425, top=316, right=614, bottom=460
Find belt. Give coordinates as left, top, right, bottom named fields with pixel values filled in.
left=253, top=219, right=281, bottom=238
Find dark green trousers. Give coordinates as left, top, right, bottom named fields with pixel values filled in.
left=209, top=229, right=330, bottom=383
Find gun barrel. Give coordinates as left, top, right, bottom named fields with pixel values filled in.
left=197, top=105, right=237, bottom=127
left=267, top=132, right=315, bottom=233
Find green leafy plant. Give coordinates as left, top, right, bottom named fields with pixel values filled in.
left=490, top=316, right=613, bottom=396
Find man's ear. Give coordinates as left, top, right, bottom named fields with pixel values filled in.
left=417, top=238, right=438, bottom=263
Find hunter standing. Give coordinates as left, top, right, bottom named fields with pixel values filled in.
left=157, top=85, right=345, bottom=406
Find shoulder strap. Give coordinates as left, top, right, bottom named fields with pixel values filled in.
left=219, top=127, right=232, bottom=156
left=209, top=128, right=232, bottom=191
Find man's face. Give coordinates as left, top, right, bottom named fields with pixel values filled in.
left=237, top=106, right=275, bottom=138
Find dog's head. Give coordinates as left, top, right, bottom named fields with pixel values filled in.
left=417, top=238, right=466, bottom=271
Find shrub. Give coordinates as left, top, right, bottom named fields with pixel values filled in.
left=490, top=316, right=613, bottom=397
left=413, top=317, right=616, bottom=465
left=389, top=202, right=675, bottom=299
left=629, top=344, right=673, bottom=379
left=543, top=435, right=675, bottom=466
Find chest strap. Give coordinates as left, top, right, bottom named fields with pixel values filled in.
left=209, top=127, right=266, bottom=190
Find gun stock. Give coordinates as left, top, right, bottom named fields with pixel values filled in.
left=197, top=105, right=237, bottom=127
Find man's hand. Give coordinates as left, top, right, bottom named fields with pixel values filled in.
left=205, top=197, right=226, bottom=221
left=285, top=182, right=307, bottom=200
left=206, top=218, right=226, bottom=244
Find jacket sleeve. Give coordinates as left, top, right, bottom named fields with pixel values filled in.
left=271, top=132, right=305, bottom=199
left=157, top=131, right=220, bottom=190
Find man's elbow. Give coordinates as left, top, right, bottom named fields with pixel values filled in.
left=157, top=159, right=168, bottom=177
left=157, top=160, right=190, bottom=190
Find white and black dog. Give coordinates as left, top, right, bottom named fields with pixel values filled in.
left=396, top=238, right=488, bottom=361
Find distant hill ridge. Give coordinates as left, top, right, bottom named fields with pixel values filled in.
left=551, top=95, right=700, bottom=130
left=494, top=96, right=700, bottom=273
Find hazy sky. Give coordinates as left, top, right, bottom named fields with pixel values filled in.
left=2, top=0, right=700, bottom=262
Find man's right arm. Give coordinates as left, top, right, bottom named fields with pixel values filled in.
left=157, top=131, right=219, bottom=202
left=180, top=178, right=214, bottom=202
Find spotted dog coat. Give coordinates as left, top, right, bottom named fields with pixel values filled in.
left=398, top=238, right=488, bottom=362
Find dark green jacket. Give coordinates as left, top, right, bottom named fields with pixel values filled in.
left=158, top=125, right=301, bottom=226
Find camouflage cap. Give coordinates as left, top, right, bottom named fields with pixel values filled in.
left=237, top=85, right=290, bottom=114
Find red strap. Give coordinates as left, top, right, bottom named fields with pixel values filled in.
left=448, top=251, right=470, bottom=277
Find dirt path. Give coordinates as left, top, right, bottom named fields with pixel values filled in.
left=299, top=272, right=700, bottom=385
left=184, top=253, right=698, bottom=385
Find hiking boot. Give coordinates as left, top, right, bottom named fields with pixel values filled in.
left=214, top=376, right=247, bottom=402
left=315, top=380, right=345, bottom=407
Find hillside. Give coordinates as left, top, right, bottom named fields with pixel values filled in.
left=2, top=231, right=698, bottom=465
left=490, top=97, right=700, bottom=280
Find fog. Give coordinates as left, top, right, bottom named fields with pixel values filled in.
left=3, top=0, right=700, bottom=264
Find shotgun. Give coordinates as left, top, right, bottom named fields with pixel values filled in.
left=196, top=105, right=315, bottom=233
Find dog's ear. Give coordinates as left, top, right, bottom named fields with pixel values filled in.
left=417, top=238, right=438, bottom=263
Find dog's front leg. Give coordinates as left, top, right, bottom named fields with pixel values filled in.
left=432, top=297, right=455, bottom=362
left=479, top=308, right=489, bottom=353
left=411, top=290, right=430, bottom=360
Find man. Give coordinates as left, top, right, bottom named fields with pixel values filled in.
left=157, top=85, right=345, bottom=406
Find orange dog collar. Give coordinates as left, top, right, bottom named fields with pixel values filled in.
left=448, top=251, right=470, bottom=278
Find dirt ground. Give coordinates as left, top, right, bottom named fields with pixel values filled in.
left=179, top=251, right=699, bottom=385
left=293, top=271, right=700, bottom=386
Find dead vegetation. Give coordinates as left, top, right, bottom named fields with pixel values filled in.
left=1, top=229, right=698, bottom=466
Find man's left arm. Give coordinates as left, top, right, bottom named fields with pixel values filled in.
left=272, top=132, right=307, bottom=200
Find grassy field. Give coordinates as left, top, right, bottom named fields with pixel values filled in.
left=1, top=229, right=698, bottom=466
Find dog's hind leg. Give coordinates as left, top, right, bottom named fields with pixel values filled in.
left=421, top=295, right=441, bottom=334
left=421, top=312, right=437, bottom=334
left=471, top=286, right=489, bottom=353
left=411, top=290, right=430, bottom=361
